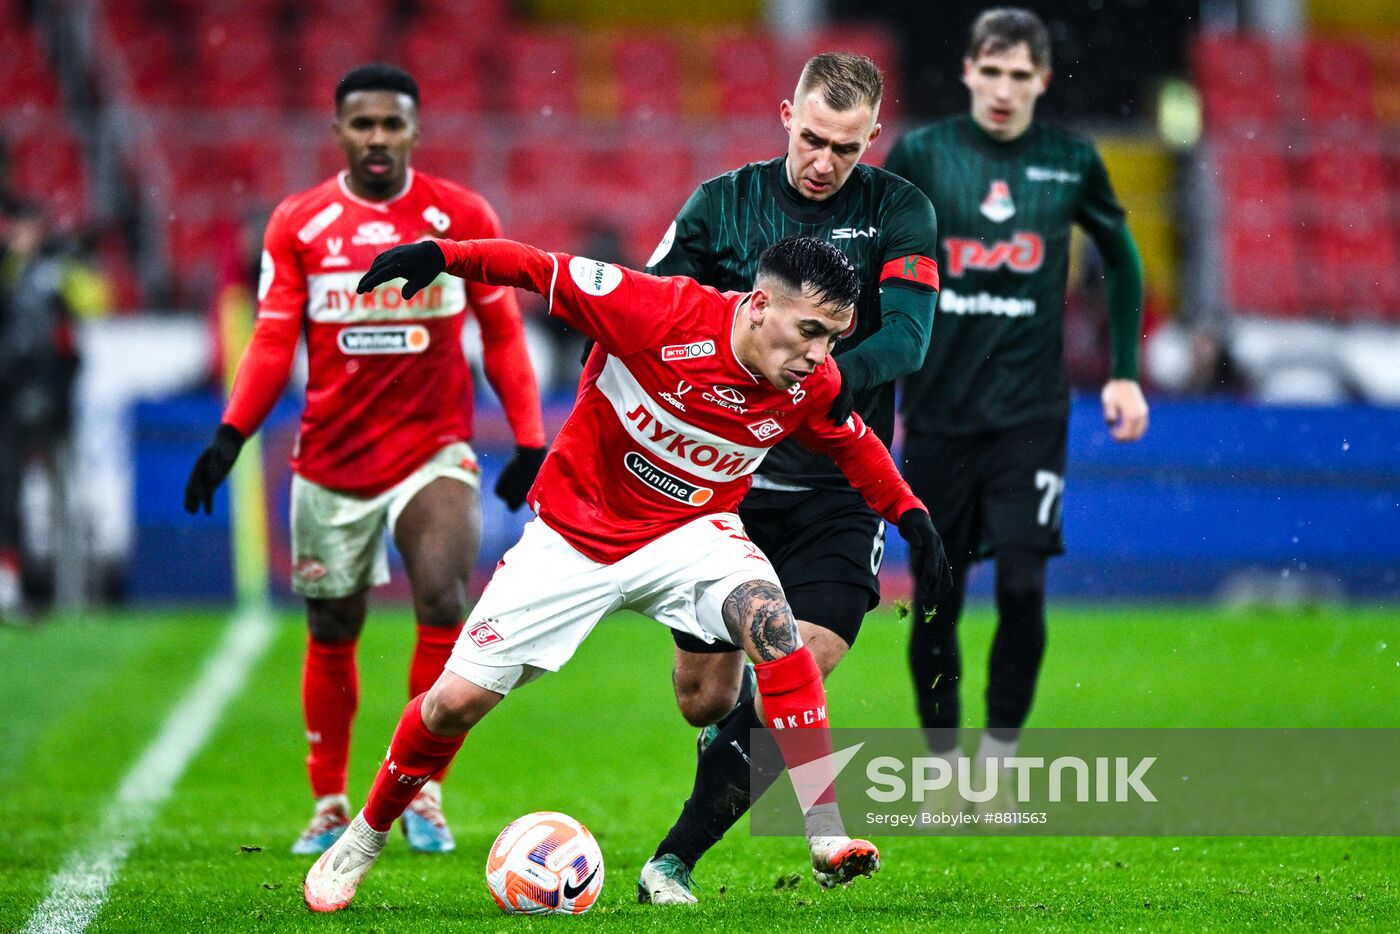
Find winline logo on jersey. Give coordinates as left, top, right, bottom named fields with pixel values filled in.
left=747, top=729, right=1400, bottom=837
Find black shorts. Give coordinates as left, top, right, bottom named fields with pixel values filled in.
left=672, top=487, right=886, bottom=654
left=901, top=418, right=1067, bottom=568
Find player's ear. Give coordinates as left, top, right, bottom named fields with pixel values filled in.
left=867, top=122, right=882, bottom=147
left=1038, top=68, right=1053, bottom=94
left=961, top=57, right=975, bottom=90
left=748, top=289, right=769, bottom=325
left=779, top=99, right=794, bottom=132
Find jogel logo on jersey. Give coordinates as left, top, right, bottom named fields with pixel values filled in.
left=321, top=237, right=350, bottom=268
left=980, top=180, right=1016, bottom=223
left=625, top=451, right=714, bottom=506
left=338, top=324, right=430, bottom=354
left=352, top=221, right=402, bottom=246
left=944, top=232, right=1044, bottom=277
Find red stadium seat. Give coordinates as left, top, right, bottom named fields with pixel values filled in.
left=503, top=32, right=579, bottom=118
left=1223, top=224, right=1303, bottom=317
left=1302, top=142, right=1388, bottom=220
left=192, top=15, right=281, bottom=109
left=609, top=34, right=684, bottom=120
left=1302, top=39, right=1376, bottom=129
left=1193, top=33, right=1288, bottom=134
left=395, top=28, right=486, bottom=113
left=289, top=22, right=381, bottom=110
left=1308, top=219, right=1400, bottom=320
left=0, top=33, right=59, bottom=110
left=11, top=122, right=86, bottom=226
left=707, top=31, right=785, bottom=119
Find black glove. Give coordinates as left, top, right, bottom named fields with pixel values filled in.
left=357, top=240, right=446, bottom=300
left=183, top=423, right=246, bottom=515
left=826, top=357, right=856, bottom=424
left=897, top=508, right=954, bottom=611
left=494, top=445, right=547, bottom=511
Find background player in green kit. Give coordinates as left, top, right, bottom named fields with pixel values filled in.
left=631, top=53, right=949, bottom=903
left=884, top=8, right=1149, bottom=795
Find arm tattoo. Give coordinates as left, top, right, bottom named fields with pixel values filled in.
left=722, top=580, right=799, bottom=661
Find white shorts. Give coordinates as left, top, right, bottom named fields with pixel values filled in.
left=445, top=513, right=783, bottom=695
left=289, top=442, right=481, bottom=599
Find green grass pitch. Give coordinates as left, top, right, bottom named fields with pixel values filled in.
left=1, top=604, right=1396, bottom=931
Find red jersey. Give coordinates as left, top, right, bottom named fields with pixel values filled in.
left=435, top=238, right=924, bottom=564
left=222, top=170, right=545, bottom=496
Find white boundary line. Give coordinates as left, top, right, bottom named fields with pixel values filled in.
left=22, top=605, right=276, bottom=934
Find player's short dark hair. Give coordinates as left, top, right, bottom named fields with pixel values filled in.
left=757, top=236, right=861, bottom=311
left=335, top=63, right=420, bottom=109
left=967, top=7, right=1052, bottom=70
left=796, top=52, right=884, bottom=112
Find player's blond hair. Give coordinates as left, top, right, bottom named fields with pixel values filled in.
left=795, top=52, right=884, bottom=114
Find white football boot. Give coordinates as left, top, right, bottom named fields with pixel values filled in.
left=809, top=835, right=881, bottom=889
left=303, top=812, right=388, bottom=912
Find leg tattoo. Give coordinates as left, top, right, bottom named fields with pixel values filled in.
left=723, top=581, right=798, bottom=661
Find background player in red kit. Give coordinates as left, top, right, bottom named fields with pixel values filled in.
left=300, top=234, right=952, bottom=913
left=182, top=64, right=546, bottom=856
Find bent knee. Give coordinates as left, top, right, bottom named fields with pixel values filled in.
left=673, top=674, right=738, bottom=727
left=414, top=585, right=468, bottom=630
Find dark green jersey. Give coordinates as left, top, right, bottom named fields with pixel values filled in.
left=647, top=156, right=939, bottom=490
left=886, top=115, right=1129, bottom=434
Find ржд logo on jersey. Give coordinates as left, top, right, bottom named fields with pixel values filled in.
left=944, top=232, right=1044, bottom=277
left=662, top=340, right=715, bottom=362
left=352, top=221, right=401, bottom=246
left=338, top=324, right=430, bottom=354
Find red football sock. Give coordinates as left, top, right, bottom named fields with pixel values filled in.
left=411, top=621, right=463, bottom=782
left=363, top=694, right=467, bottom=832
left=302, top=635, right=358, bottom=798
left=410, top=621, right=463, bottom=697
left=755, top=646, right=838, bottom=809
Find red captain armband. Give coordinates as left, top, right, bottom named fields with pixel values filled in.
left=879, top=254, right=940, bottom=291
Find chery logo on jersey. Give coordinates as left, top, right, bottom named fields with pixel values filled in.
left=338, top=324, right=430, bottom=354
left=625, top=451, right=714, bottom=506
left=704, top=385, right=748, bottom=413
left=662, top=340, right=716, bottom=362
left=569, top=256, right=623, bottom=296
left=943, top=232, right=1044, bottom=277
left=747, top=418, right=784, bottom=442
left=351, top=220, right=402, bottom=246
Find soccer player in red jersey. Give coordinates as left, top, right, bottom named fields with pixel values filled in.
left=300, top=234, right=952, bottom=913
left=183, top=65, right=546, bottom=856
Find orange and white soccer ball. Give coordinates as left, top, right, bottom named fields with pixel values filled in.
left=485, top=811, right=604, bottom=915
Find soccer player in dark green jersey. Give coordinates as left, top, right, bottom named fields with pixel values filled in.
left=632, top=53, right=947, bottom=903
left=884, top=7, right=1149, bottom=800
